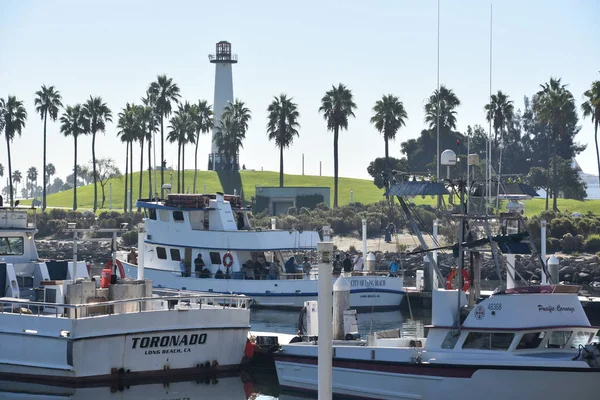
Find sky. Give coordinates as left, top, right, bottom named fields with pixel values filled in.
left=1, top=0, right=599, bottom=188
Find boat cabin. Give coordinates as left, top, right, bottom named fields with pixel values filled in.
left=418, top=286, right=600, bottom=354
left=134, top=193, right=321, bottom=280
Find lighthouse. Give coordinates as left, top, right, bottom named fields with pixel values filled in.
left=208, top=41, right=238, bottom=171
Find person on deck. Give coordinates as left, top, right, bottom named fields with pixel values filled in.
left=236, top=212, right=245, bottom=230
left=332, top=254, right=342, bottom=276
left=302, top=257, right=312, bottom=277
left=194, top=254, right=205, bottom=277
left=285, top=256, right=298, bottom=274
left=353, top=253, right=364, bottom=272
left=343, top=253, right=353, bottom=274
left=389, top=258, right=400, bottom=277
left=179, top=259, right=189, bottom=277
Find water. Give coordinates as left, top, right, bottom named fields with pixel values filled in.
left=0, top=308, right=411, bottom=400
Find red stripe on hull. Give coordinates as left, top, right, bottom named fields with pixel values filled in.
left=275, top=355, right=476, bottom=378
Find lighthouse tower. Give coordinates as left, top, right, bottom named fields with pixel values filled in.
left=208, top=41, right=238, bottom=171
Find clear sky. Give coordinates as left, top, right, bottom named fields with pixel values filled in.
left=1, top=0, right=599, bottom=187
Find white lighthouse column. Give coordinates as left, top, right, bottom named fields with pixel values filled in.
left=209, top=41, right=237, bottom=171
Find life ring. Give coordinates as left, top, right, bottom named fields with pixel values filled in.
left=105, top=259, right=126, bottom=279
left=222, top=253, right=234, bottom=268
left=445, top=268, right=471, bottom=292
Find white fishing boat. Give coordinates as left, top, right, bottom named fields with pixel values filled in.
left=0, top=207, right=251, bottom=385
left=275, top=285, right=600, bottom=400
left=275, top=179, right=600, bottom=399
left=119, top=193, right=404, bottom=310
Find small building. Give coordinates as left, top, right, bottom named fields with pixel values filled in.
left=253, top=187, right=330, bottom=215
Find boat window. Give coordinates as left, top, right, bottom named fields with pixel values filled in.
left=159, top=210, right=169, bottom=222
left=462, top=332, right=514, bottom=351
left=516, top=332, right=546, bottom=349
left=210, top=252, right=222, bottom=265
left=441, top=331, right=461, bottom=349
left=170, top=248, right=181, bottom=261
left=571, top=331, right=593, bottom=348
left=0, top=236, right=24, bottom=255
left=546, top=331, right=572, bottom=348
left=149, top=209, right=157, bottom=220
left=173, top=211, right=184, bottom=222
left=156, top=247, right=167, bottom=260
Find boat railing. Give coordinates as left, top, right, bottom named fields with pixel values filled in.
left=0, top=292, right=251, bottom=319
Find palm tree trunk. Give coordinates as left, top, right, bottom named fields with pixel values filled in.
left=139, top=139, right=144, bottom=204
left=552, top=129, right=559, bottom=211
left=92, top=131, right=98, bottom=212
left=42, top=112, right=48, bottom=211
left=177, top=141, right=181, bottom=193
left=160, top=116, right=165, bottom=198
left=148, top=133, right=153, bottom=198
left=6, top=135, right=13, bottom=207
left=182, top=143, right=185, bottom=193
left=73, top=136, right=78, bottom=211
left=545, top=127, right=551, bottom=211
left=129, top=140, right=134, bottom=210
left=595, top=122, right=600, bottom=187
left=333, top=126, right=339, bottom=208
left=124, top=141, right=129, bottom=212
left=279, top=145, right=284, bottom=187
left=194, top=132, right=199, bottom=193
left=384, top=136, right=390, bottom=199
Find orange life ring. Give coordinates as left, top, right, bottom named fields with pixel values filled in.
left=105, top=259, right=126, bottom=279
left=223, top=253, right=234, bottom=268
left=445, top=268, right=471, bottom=292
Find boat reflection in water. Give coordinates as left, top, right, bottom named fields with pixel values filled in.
left=0, top=372, right=279, bottom=400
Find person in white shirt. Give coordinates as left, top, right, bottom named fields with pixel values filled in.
left=353, top=253, right=364, bottom=272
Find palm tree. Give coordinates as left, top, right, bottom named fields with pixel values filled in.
left=582, top=80, right=600, bottom=185
left=167, top=105, right=194, bottom=193
left=485, top=91, right=514, bottom=205
left=27, top=167, right=38, bottom=198
left=221, top=99, right=251, bottom=170
left=82, top=96, right=112, bottom=212
left=45, top=163, right=55, bottom=194
left=423, top=85, right=461, bottom=132
left=34, top=85, right=63, bottom=211
left=147, top=75, right=181, bottom=198
left=371, top=94, right=408, bottom=165
left=484, top=91, right=514, bottom=144
left=1, top=96, right=28, bottom=207
left=136, top=102, right=157, bottom=200
left=319, top=83, right=357, bottom=207
left=190, top=100, right=213, bottom=193
left=533, top=77, right=577, bottom=211
left=213, top=114, right=238, bottom=169
left=267, top=94, right=300, bottom=187
left=60, top=105, right=87, bottom=210
left=141, top=95, right=158, bottom=198
left=0, top=164, right=3, bottom=179
left=12, top=170, right=22, bottom=199
left=117, top=104, right=139, bottom=212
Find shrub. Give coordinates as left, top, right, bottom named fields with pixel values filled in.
left=287, top=206, right=297, bottom=216
left=584, top=234, right=600, bottom=252
left=120, top=230, right=138, bottom=247
left=252, top=195, right=269, bottom=214
left=559, top=233, right=584, bottom=253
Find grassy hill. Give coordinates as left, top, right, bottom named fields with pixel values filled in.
left=41, top=170, right=387, bottom=209
left=30, top=169, right=600, bottom=217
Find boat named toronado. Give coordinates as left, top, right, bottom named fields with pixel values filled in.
left=120, top=193, right=405, bottom=309
left=0, top=207, right=250, bottom=385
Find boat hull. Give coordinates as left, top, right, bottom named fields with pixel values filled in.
left=275, top=355, right=600, bottom=400
left=0, top=307, right=249, bottom=384
left=123, top=263, right=405, bottom=310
